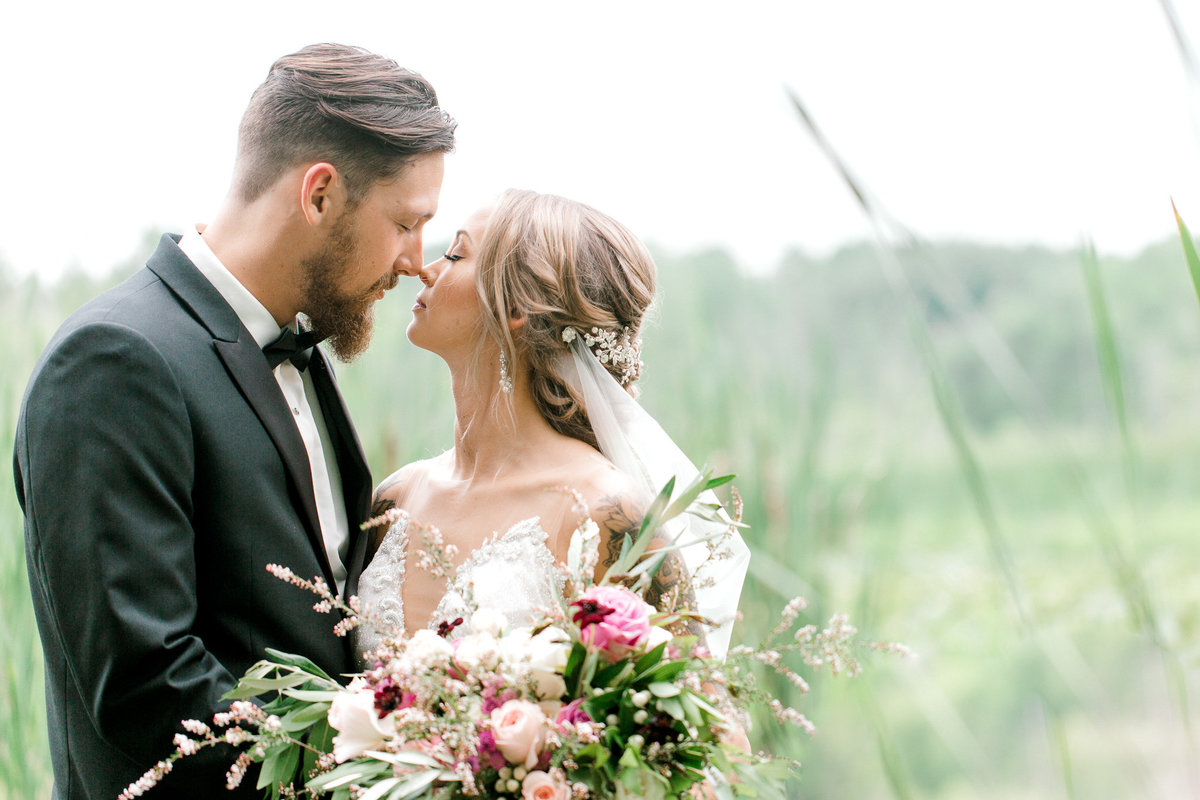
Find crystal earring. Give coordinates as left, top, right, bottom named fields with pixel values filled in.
left=498, top=349, right=514, bottom=394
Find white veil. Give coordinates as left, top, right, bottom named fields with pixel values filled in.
left=559, top=335, right=751, bottom=660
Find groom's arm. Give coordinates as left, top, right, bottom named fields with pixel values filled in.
left=18, top=322, right=242, bottom=770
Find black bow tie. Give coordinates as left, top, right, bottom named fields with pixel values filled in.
left=263, top=327, right=324, bottom=371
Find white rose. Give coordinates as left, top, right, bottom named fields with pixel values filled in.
left=498, top=627, right=533, bottom=666
left=646, top=624, right=673, bottom=651
left=327, top=686, right=396, bottom=762
left=454, top=632, right=501, bottom=670
left=407, top=628, right=453, bottom=666
left=526, top=627, right=571, bottom=700
left=471, top=608, right=509, bottom=637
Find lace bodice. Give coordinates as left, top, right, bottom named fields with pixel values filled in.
left=354, top=516, right=565, bottom=664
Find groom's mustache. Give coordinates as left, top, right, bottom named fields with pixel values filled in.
left=368, top=272, right=400, bottom=297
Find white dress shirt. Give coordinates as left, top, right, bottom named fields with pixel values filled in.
left=179, top=228, right=350, bottom=594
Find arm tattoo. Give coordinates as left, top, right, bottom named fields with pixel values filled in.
left=373, top=472, right=405, bottom=504
left=593, top=493, right=705, bottom=641
left=647, top=549, right=704, bottom=640
left=369, top=493, right=396, bottom=521
left=594, top=494, right=644, bottom=572
left=367, top=474, right=404, bottom=556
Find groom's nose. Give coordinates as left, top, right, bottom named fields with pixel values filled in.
left=393, top=235, right=424, bottom=277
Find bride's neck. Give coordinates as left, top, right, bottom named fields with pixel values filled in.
left=447, top=361, right=556, bottom=482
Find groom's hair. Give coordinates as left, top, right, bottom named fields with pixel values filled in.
left=233, top=43, right=456, bottom=205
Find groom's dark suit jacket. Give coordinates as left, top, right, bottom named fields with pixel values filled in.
left=13, top=235, right=374, bottom=799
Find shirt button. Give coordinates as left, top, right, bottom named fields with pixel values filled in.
left=292, top=408, right=300, bottom=416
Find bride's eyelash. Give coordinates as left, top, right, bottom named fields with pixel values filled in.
left=444, top=253, right=464, bottom=262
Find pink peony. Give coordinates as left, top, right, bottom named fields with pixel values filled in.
left=490, top=699, right=547, bottom=769
left=522, top=770, right=569, bottom=800
left=555, top=698, right=591, bottom=726
left=572, top=586, right=654, bottom=660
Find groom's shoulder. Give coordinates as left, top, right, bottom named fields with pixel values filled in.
left=25, top=243, right=217, bottom=400
left=49, top=235, right=219, bottom=356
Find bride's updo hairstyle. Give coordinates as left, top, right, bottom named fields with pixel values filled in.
left=475, top=189, right=656, bottom=449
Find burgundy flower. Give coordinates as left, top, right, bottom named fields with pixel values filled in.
left=642, top=711, right=682, bottom=745
left=571, top=599, right=615, bottom=628
left=436, top=616, right=464, bottom=638
left=372, top=676, right=414, bottom=719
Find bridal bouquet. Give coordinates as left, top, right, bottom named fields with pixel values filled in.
left=122, top=475, right=898, bottom=800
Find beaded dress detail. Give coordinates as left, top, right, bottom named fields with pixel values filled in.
left=354, top=516, right=564, bottom=664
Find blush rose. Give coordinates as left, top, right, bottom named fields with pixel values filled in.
left=522, top=769, right=569, bottom=800
left=490, top=699, right=547, bottom=769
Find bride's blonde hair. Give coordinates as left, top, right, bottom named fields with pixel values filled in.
left=475, top=189, right=656, bottom=449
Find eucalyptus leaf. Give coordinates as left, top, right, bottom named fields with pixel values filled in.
left=389, top=769, right=442, bottom=800
left=361, top=750, right=441, bottom=768
left=283, top=688, right=342, bottom=702
left=659, top=696, right=685, bottom=720
left=355, top=777, right=401, bottom=800
left=281, top=701, right=331, bottom=730
left=262, top=648, right=336, bottom=682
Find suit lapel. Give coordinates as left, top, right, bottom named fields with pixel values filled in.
left=146, top=235, right=337, bottom=589
left=213, top=338, right=334, bottom=587
left=307, top=348, right=373, bottom=597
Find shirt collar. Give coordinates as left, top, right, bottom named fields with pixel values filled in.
left=178, top=226, right=292, bottom=348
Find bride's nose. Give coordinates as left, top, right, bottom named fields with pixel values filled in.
left=417, top=259, right=440, bottom=286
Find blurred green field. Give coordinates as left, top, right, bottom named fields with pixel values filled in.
left=2, top=232, right=1198, bottom=799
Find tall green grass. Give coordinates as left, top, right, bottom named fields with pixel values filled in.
left=3, top=221, right=1200, bottom=799
left=783, top=83, right=1199, bottom=798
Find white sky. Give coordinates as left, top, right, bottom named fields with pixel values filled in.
left=3, top=0, right=1200, bottom=279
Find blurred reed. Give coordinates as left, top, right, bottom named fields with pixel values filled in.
left=2, top=194, right=1200, bottom=800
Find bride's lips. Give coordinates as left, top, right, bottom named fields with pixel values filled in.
left=413, top=293, right=428, bottom=312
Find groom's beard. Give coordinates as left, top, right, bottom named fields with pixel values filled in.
left=301, top=215, right=397, bottom=362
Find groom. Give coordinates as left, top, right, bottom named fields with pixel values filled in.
left=13, top=44, right=454, bottom=799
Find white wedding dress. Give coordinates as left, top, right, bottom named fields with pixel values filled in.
left=354, top=514, right=565, bottom=663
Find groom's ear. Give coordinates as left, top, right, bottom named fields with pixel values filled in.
left=299, top=163, right=343, bottom=226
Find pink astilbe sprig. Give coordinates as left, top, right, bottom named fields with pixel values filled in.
left=225, top=751, right=254, bottom=791
left=715, top=595, right=909, bottom=743
left=767, top=699, right=816, bottom=736
left=411, top=520, right=460, bottom=579
left=360, top=505, right=406, bottom=533
left=117, top=758, right=173, bottom=799
left=118, top=702, right=306, bottom=799
left=770, top=596, right=808, bottom=641
left=265, top=563, right=377, bottom=639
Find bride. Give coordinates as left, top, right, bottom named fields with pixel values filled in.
left=356, top=189, right=748, bottom=659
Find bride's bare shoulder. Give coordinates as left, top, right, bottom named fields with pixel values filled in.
left=564, top=450, right=649, bottom=540
left=370, top=452, right=450, bottom=519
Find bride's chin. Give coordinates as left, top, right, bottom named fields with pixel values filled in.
left=404, top=324, right=441, bottom=357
